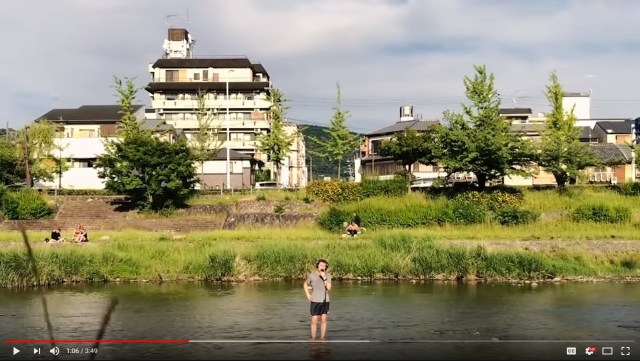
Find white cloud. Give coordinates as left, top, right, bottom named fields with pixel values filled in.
left=2, top=0, right=640, bottom=133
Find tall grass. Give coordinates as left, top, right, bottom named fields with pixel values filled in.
left=1, top=231, right=637, bottom=287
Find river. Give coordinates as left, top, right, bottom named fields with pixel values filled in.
left=0, top=282, right=638, bottom=360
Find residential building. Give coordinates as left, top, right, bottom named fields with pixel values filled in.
left=354, top=105, right=447, bottom=184
left=503, top=93, right=635, bottom=186
left=145, top=28, right=306, bottom=189
left=33, top=105, right=179, bottom=190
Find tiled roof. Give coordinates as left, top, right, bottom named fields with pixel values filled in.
left=38, top=105, right=145, bottom=122
left=577, top=126, right=596, bottom=139
left=366, top=120, right=439, bottom=136
left=139, top=119, right=174, bottom=132
left=595, top=120, right=632, bottom=134
left=589, top=143, right=632, bottom=163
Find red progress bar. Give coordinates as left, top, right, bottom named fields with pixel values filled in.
left=5, top=340, right=188, bottom=344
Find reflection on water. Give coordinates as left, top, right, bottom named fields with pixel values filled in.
left=0, top=282, right=638, bottom=360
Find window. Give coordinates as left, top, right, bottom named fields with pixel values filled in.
left=193, top=73, right=200, bottom=81
left=166, top=70, right=178, bottom=82
left=203, top=70, right=208, bottom=81
left=166, top=94, right=177, bottom=100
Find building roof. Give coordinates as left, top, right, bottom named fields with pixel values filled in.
left=500, top=108, right=533, bottom=115
left=589, top=143, right=633, bottom=163
left=38, top=105, right=145, bottom=122
left=139, top=118, right=174, bottom=132
left=576, top=126, right=597, bottom=139
left=213, top=148, right=253, bottom=161
left=595, top=120, right=632, bottom=134
left=366, top=120, right=439, bottom=137
left=563, top=92, right=590, bottom=97
left=145, top=81, right=270, bottom=93
left=151, top=58, right=269, bottom=78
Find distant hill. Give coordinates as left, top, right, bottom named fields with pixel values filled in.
left=299, top=124, right=362, bottom=180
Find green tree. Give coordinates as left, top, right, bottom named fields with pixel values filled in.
left=0, top=138, right=22, bottom=185
left=96, top=77, right=197, bottom=210
left=436, top=65, right=533, bottom=189
left=52, top=125, right=70, bottom=189
left=15, top=120, right=57, bottom=187
left=378, top=128, right=438, bottom=191
left=537, top=71, right=597, bottom=187
left=191, top=90, right=222, bottom=186
left=257, top=88, right=296, bottom=184
left=309, top=83, right=361, bottom=179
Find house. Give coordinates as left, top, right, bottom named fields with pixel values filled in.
left=197, top=148, right=254, bottom=189
left=33, top=105, right=179, bottom=190
left=144, top=28, right=306, bottom=189
left=586, top=143, right=634, bottom=183
left=354, top=105, right=447, bottom=183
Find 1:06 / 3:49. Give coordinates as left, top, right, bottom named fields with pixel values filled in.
left=66, top=347, right=99, bottom=354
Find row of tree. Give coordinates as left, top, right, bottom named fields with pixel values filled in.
left=377, top=65, right=607, bottom=189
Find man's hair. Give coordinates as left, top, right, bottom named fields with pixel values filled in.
left=316, top=259, right=329, bottom=269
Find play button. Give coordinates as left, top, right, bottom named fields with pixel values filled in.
left=12, top=347, right=20, bottom=355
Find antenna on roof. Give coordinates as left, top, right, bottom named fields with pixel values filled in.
left=165, top=14, right=178, bottom=27
left=186, top=8, right=189, bottom=25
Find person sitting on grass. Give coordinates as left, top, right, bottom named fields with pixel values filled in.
left=345, top=222, right=360, bottom=237
left=74, top=225, right=89, bottom=243
left=44, top=227, right=64, bottom=243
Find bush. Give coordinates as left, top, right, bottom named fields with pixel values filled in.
left=360, top=177, right=407, bottom=198
left=274, top=204, right=285, bottom=215
left=317, top=207, right=351, bottom=232
left=256, top=193, right=266, bottom=201
left=612, top=183, right=640, bottom=197
left=572, top=203, right=631, bottom=224
left=306, top=180, right=362, bottom=203
left=494, top=207, right=540, bottom=226
left=452, top=190, right=522, bottom=212
left=0, top=188, right=53, bottom=220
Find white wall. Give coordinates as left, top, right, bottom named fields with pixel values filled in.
left=37, top=168, right=106, bottom=190
left=55, top=137, right=115, bottom=159
left=562, top=95, right=590, bottom=120
left=199, top=160, right=250, bottom=174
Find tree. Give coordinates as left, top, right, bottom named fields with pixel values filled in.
left=52, top=125, right=70, bottom=189
left=537, top=71, right=597, bottom=187
left=191, top=90, right=222, bottom=186
left=309, top=83, right=361, bottom=178
left=378, top=128, right=439, bottom=192
left=436, top=65, right=533, bottom=189
left=15, top=120, right=57, bottom=187
left=96, top=77, right=197, bottom=211
left=0, top=138, right=22, bottom=185
left=257, top=88, right=296, bottom=184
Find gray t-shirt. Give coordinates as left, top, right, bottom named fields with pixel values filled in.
left=306, top=272, right=331, bottom=303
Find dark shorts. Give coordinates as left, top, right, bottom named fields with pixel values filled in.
left=310, top=302, right=330, bottom=316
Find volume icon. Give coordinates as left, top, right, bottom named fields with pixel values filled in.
left=50, top=347, right=59, bottom=356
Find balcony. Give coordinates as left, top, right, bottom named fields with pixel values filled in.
left=163, top=118, right=271, bottom=130
left=151, top=98, right=271, bottom=110
left=146, top=80, right=271, bottom=93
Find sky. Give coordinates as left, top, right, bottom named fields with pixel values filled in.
left=2, top=0, right=640, bottom=134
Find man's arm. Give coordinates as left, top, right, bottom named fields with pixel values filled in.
left=303, top=277, right=311, bottom=300
left=324, top=274, right=332, bottom=291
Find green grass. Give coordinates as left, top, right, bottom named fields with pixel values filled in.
left=0, top=230, right=638, bottom=287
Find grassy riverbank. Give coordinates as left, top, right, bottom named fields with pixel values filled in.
left=0, top=230, right=638, bottom=287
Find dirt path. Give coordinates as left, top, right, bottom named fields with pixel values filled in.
left=441, top=239, right=640, bottom=253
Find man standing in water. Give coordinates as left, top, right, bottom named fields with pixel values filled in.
left=304, top=259, right=332, bottom=340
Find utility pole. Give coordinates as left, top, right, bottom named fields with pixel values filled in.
left=23, top=126, right=31, bottom=188
left=632, top=120, right=637, bottom=182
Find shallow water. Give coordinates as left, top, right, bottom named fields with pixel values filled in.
left=0, top=281, right=638, bottom=360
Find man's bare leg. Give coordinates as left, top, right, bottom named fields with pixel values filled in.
left=311, top=315, right=319, bottom=340
left=320, top=314, right=328, bottom=339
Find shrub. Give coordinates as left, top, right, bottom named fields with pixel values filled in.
left=0, top=189, right=53, bottom=220
left=302, top=196, right=313, bottom=204
left=494, top=207, right=540, bottom=226
left=443, top=199, right=488, bottom=225
left=317, top=207, right=351, bottom=232
left=274, top=204, right=285, bottom=215
left=54, top=189, right=116, bottom=196
left=612, top=183, right=640, bottom=197
left=572, top=203, right=631, bottom=224
left=452, top=191, right=522, bottom=212
left=305, top=180, right=362, bottom=203
left=256, top=193, right=267, bottom=201
left=360, top=177, right=407, bottom=198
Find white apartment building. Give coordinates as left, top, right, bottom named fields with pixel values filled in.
left=145, top=28, right=306, bottom=189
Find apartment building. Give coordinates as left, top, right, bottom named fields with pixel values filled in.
left=33, top=105, right=179, bottom=189
left=145, top=28, right=306, bottom=189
